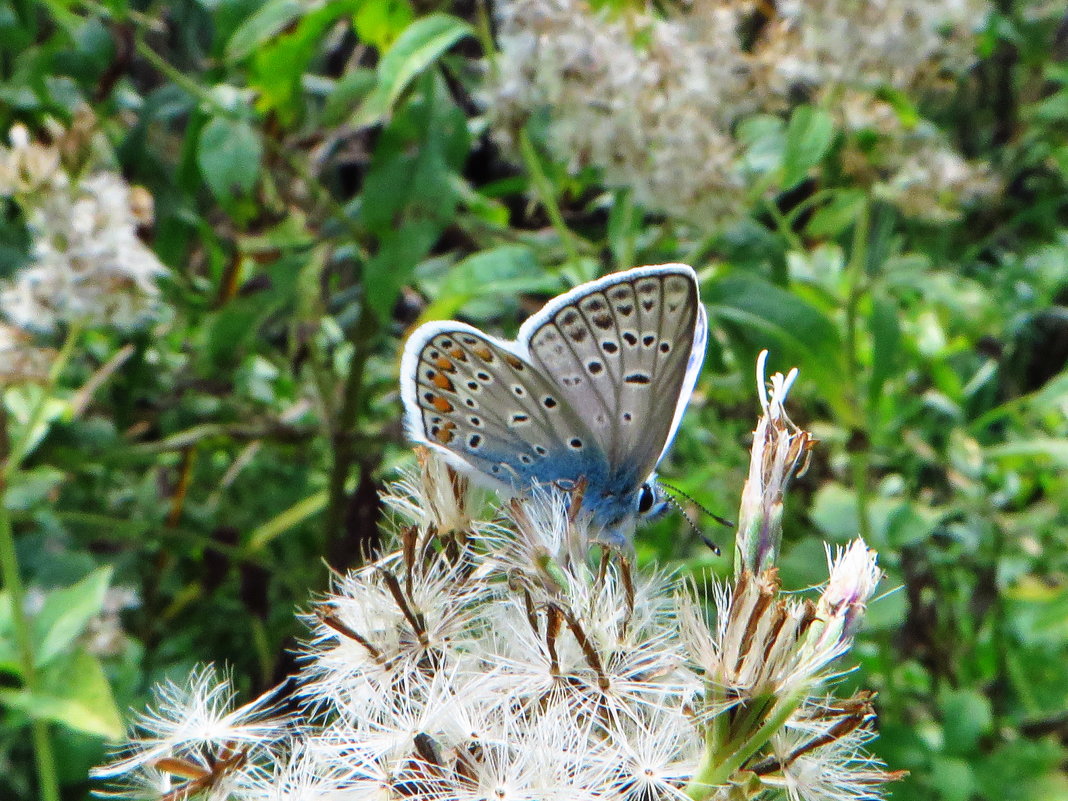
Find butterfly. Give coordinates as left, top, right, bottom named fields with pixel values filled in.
left=400, top=263, right=707, bottom=546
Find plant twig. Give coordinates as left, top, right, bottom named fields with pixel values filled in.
left=0, top=321, right=82, bottom=801
left=518, top=128, right=584, bottom=269
left=322, top=301, right=379, bottom=562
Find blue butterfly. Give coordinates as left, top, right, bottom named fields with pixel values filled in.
left=400, top=264, right=707, bottom=546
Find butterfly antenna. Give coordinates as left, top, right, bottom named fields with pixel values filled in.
left=663, top=493, right=719, bottom=554
left=659, top=481, right=735, bottom=529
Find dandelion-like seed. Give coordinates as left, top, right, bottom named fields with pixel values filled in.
left=91, top=666, right=287, bottom=800
left=736, top=349, right=815, bottom=574
left=97, top=353, right=899, bottom=801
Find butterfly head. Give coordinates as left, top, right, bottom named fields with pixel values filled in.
left=636, top=480, right=670, bottom=521
left=582, top=477, right=670, bottom=547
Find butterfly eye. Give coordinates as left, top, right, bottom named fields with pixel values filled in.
left=637, top=483, right=656, bottom=515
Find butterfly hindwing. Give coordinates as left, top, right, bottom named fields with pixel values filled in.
left=521, top=264, right=704, bottom=484
left=401, top=323, right=610, bottom=491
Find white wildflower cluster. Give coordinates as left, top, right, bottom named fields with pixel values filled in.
left=490, top=0, right=754, bottom=226
left=0, top=322, right=53, bottom=384
left=756, top=0, right=983, bottom=96
left=96, top=359, right=899, bottom=801
left=0, top=119, right=165, bottom=334
left=487, top=0, right=997, bottom=225
left=83, top=586, right=141, bottom=659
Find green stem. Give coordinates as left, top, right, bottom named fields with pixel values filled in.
left=4, top=320, right=82, bottom=481
left=845, top=201, right=873, bottom=543
left=518, top=128, right=583, bottom=269
left=0, top=503, right=60, bottom=801
left=763, top=196, right=805, bottom=254
left=0, top=321, right=81, bottom=801
left=133, top=35, right=217, bottom=108
left=685, top=691, right=805, bottom=800
left=322, top=302, right=379, bottom=564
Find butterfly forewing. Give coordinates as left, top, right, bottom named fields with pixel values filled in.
left=524, top=266, right=702, bottom=483
left=406, top=326, right=609, bottom=490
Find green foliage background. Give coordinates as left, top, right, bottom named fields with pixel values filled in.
left=1, top=1, right=1067, bottom=799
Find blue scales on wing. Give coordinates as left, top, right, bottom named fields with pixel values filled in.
left=522, top=267, right=704, bottom=494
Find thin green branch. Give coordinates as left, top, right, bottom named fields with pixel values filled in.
left=686, top=691, right=806, bottom=799
left=0, top=321, right=82, bottom=801
left=845, top=200, right=873, bottom=543
left=322, top=302, right=379, bottom=562
left=518, top=128, right=584, bottom=268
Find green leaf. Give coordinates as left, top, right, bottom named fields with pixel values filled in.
left=322, top=67, right=377, bottom=126
left=4, top=465, right=65, bottom=511
left=940, top=689, right=993, bottom=755
left=360, top=75, right=468, bottom=319
left=808, top=482, right=902, bottom=546
left=224, top=0, right=303, bottom=63
left=809, top=483, right=859, bottom=542
left=2, top=649, right=122, bottom=738
left=197, top=116, right=263, bottom=202
left=33, top=566, right=112, bottom=667
left=929, top=756, right=978, bottom=801
left=364, top=219, right=443, bottom=319
left=3, top=385, right=68, bottom=464
left=868, top=292, right=901, bottom=410
left=885, top=501, right=940, bottom=548
left=985, top=438, right=1068, bottom=468
left=0, top=589, right=18, bottom=674
left=806, top=189, right=866, bottom=238
left=249, top=0, right=360, bottom=121
left=354, top=0, right=414, bottom=49
left=204, top=255, right=302, bottom=368
left=353, top=13, right=473, bottom=128
left=420, top=246, right=554, bottom=321
left=247, top=491, right=328, bottom=551
left=704, top=274, right=847, bottom=412
left=782, top=105, right=835, bottom=188
left=737, top=114, right=785, bottom=176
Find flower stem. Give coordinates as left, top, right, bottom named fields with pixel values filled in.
left=518, top=127, right=583, bottom=269
left=0, top=500, right=60, bottom=801
left=845, top=200, right=873, bottom=543
left=0, top=321, right=81, bottom=801
left=4, top=320, right=82, bottom=481
left=322, top=300, right=379, bottom=563
left=685, top=691, right=805, bottom=799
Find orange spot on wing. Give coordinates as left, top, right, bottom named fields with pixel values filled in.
left=435, top=422, right=456, bottom=444
left=449, top=347, right=466, bottom=361
left=473, top=345, right=494, bottom=361
left=434, top=356, right=456, bottom=372
left=504, top=354, right=524, bottom=369
left=431, top=372, right=455, bottom=391
left=430, top=395, right=454, bottom=413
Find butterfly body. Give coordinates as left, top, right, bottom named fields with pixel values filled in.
left=400, top=264, right=707, bottom=545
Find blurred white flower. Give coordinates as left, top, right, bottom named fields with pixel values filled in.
left=487, top=0, right=994, bottom=224
left=0, top=123, right=63, bottom=195
left=0, top=124, right=167, bottom=333
left=82, top=585, right=140, bottom=658
left=489, top=0, right=753, bottom=227
left=758, top=0, right=985, bottom=96
left=2, top=172, right=166, bottom=332
left=0, top=322, right=53, bottom=385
